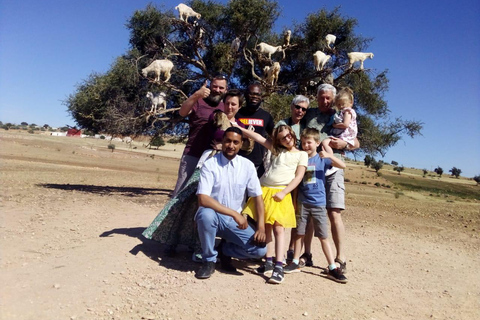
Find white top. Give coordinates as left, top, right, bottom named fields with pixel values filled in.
left=197, top=152, right=262, bottom=213
left=260, top=149, right=308, bottom=186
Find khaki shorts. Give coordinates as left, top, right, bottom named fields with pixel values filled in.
left=325, top=169, right=345, bottom=210
left=295, top=204, right=328, bottom=239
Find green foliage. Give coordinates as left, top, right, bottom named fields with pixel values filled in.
left=371, top=159, right=383, bottom=173
left=394, top=165, right=405, bottom=175
left=434, top=166, right=443, bottom=177
left=473, top=175, right=480, bottom=185
left=391, top=160, right=398, bottom=166
left=364, top=155, right=373, bottom=167
left=28, top=129, right=35, bottom=134
left=21, top=122, right=28, bottom=126
left=108, top=143, right=116, bottom=152
left=449, top=167, right=462, bottom=178
left=65, top=0, right=422, bottom=155
left=150, top=136, right=165, bottom=149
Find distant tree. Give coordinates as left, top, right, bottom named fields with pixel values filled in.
left=434, top=166, right=443, bottom=177
left=108, top=144, right=116, bottom=152
left=65, top=0, right=423, bottom=152
left=391, top=160, right=398, bottom=166
left=422, top=168, right=428, bottom=177
left=21, top=122, right=28, bottom=126
left=473, top=175, right=480, bottom=185
left=43, top=124, right=50, bottom=129
left=3, top=123, right=13, bottom=130
left=394, top=165, right=404, bottom=175
left=364, top=155, right=373, bottom=167
left=371, top=159, right=383, bottom=173
left=449, top=167, right=461, bottom=178
left=0, top=121, right=3, bottom=126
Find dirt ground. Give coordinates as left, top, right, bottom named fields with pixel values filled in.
left=1, top=130, right=479, bottom=320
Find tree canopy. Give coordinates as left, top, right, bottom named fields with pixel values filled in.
left=65, top=0, right=422, bottom=155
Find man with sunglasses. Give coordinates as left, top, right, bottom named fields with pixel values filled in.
left=172, top=75, right=228, bottom=197
left=275, top=95, right=310, bottom=149
left=299, top=83, right=359, bottom=273
left=235, top=83, right=275, bottom=177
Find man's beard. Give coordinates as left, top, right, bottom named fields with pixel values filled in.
left=246, top=99, right=261, bottom=110
left=205, top=93, right=224, bottom=106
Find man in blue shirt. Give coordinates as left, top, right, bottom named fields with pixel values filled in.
left=195, top=127, right=267, bottom=279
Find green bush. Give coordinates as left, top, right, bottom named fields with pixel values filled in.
left=108, top=144, right=115, bottom=152
left=150, top=136, right=165, bottom=149
left=374, top=182, right=381, bottom=187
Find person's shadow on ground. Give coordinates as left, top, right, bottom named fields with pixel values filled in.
left=99, top=227, right=263, bottom=276
left=99, top=227, right=198, bottom=272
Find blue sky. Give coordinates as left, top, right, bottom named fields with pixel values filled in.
left=1, top=0, right=479, bottom=177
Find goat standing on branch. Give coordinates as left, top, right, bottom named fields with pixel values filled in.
left=175, top=3, right=201, bottom=22
left=347, top=52, right=374, bottom=69
left=142, top=59, right=174, bottom=82
left=325, top=34, right=336, bottom=48
left=313, top=51, right=331, bottom=71
left=146, top=92, right=167, bottom=114
left=256, top=42, right=285, bottom=60
left=264, top=62, right=281, bottom=85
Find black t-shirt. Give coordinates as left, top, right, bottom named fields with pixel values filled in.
left=235, top=106, right=275, bottom=177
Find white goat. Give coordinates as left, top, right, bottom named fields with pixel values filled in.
left=347, top=52, right=374, bottom=69
left=231, top=37, right=241, bottom=53
left=256, top=42, right=284, bottom=59
left=313, top=51, right=331, bottom=71
left=325, top=34, right=336, bottom=48
left=146, top=92, right=167, bottom=114
left=142, top=59, right=174, bottom=82
left=175, top=3, right=201, bottom=22
left=283, top=30, right=291, bottom=47
left=263, top=62, right=281, bottom=85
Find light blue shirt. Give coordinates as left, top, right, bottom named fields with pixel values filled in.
left=197, top=152, right=262, bottom=213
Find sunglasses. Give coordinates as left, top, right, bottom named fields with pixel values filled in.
left=294, top=105, right=307, bottom=112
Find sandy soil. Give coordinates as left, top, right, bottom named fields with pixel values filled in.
left=1, top=130, right=479, bottom=320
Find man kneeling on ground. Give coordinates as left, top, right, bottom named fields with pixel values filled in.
left=195, top=127, right=267, bottom=279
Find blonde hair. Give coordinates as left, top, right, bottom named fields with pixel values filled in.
left=301, top=128, right=320, bottom=143
left=271, top=125, right=297, bottom=156
left=334, top=87, right=354, bottom=110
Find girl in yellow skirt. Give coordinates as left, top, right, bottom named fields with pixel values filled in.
left=232, top=123, right=307, bottom=284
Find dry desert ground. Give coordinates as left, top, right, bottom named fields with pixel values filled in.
left=1, top=130, right=479, bottom=320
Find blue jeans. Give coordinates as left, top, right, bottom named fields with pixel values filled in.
left=195, top=207, right=267, bottom=262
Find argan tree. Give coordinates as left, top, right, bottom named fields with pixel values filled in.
left=65, top=0, right=422, bottom=155
left=434, top=166, right=443, bottom=178
left=449, top=167, right=462, bottom=178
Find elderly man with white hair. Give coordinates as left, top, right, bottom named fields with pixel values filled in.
left=298, top=83, right=359, bottom=274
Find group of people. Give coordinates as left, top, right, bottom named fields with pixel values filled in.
left=142, top=76, right=358, bottom=284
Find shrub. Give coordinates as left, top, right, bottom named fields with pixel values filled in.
left=344, top=178, right=350, bottom=182
left=108, top=144, right=115, bottom=152
left=374, top=182, right=381, bottom=187
left=100, top=135, right=105, bottom=139
left=28, top=129, right=34, bottom=134
left=150, top=136, right=165, bottom=149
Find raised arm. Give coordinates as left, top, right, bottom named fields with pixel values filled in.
left=231, top=122, right=273, bottom=150
left=179, top=81, right=210, bottom=117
